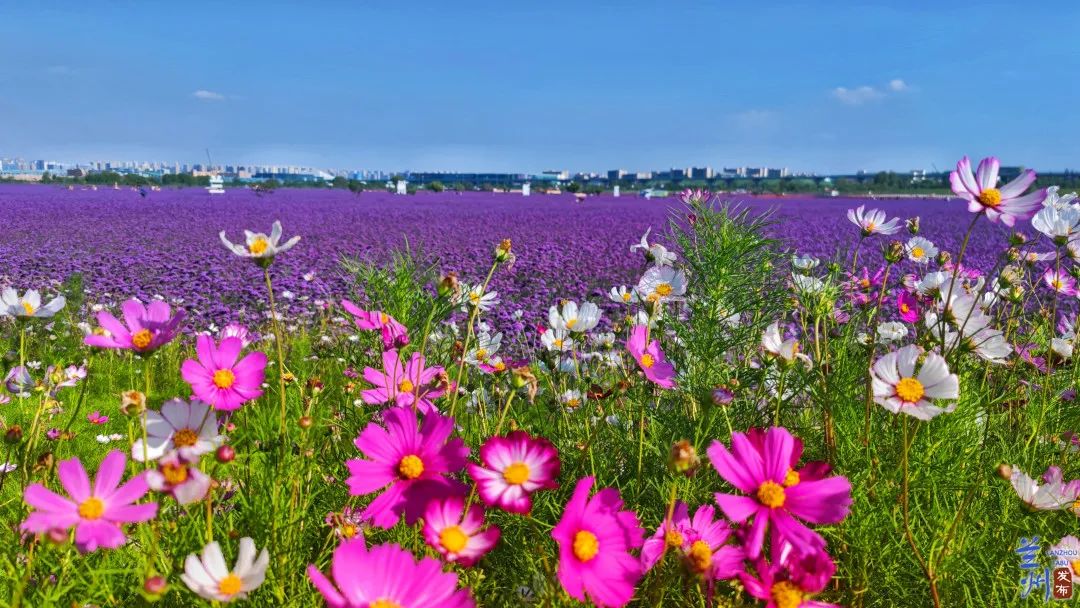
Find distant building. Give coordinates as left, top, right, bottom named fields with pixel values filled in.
left=607, top=169, right=627, bottom=181
left=690, top=166, right=713, bottom=180
left=766, top=168, right=789, bottom=178
left=722, top=167, right=747, bottom=177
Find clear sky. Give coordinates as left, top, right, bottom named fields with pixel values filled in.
left=0, top=1, right=1076, bottom=174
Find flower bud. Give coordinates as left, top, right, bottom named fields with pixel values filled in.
left=935, top=251, right=951, bottom=266
left=47, top=527, right=69, bottom=545
left=906, top=216, right=920, bottom=235
left=1006, top=247, right=1021, bottom=262
left=997, top=463, right=1013, bottom=480
left=668, top=440, right=700, bottom=476
left=494, top=239, right=513, bottom=263
left=282, top=372, right=296, bottom=385
left=1008, top=232, right=1028, bottom=247
left=215, top=445, right=236, bottom=463
left=120, top=390, right=147, bottom=416
left=307, top=377, right=324, bottom=394
left=437, top=272, right=460, bottom=299
left=143, top=575, right=167, bottom=597
left=4, top=425, right=23, bottom=444
left=884, top=241, right=904, bottom=264
left=298, top=416, right=314, bottom=429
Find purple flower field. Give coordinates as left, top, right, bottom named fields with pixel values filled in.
left=0, top=185, right=1014, bottom=330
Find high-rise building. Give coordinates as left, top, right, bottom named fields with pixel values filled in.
left=607, top=169, right=627, bottom=181
left=690, top=166, right=713, bottom=179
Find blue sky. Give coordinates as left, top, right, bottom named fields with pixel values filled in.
left=0, top=1, right=1076, bottom=174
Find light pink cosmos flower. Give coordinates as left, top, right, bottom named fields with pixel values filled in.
left=551, top=476, right=645, bottom=608
left=181, top=335, right=267, bottom=411
left=467, top=431, right=560, bottom=514
left=341, top=300, right=409, bottom=350
left=84, top=298, right=185, bottom=354
left=346, top=407, right=469, bottom=529
left=307, top=539, right=475, bottom=608
left=21, top=451, right=158, bottom=552
left=146, top=452, right=211, bottom=505
left=708, top=426, right=852, bottom=560
left=627, top=325, right=676, bottom=389
left=870, top=345, right=959, bottom=420
left=641, top=501, right=743, bottom=581
left=361, top=350, right=448, bottom=414
left=950, top=156, right=1047, bottom=226
left=1044, top=268, right=1079, bottom=297
left=218, top=323, right=254, bottom=348
left=740, top=542, right=839, bottom=608
left=422, top=495, right=501, bottom=566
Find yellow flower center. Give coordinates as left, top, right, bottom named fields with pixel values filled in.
left=565, top=318, right=578, bottom=329
left=622, top=292, right=632, bottom=302
left=341, top=523, right=358, bottom=539
left=379, top=313, right=389, bottom=323
left=1071, top=559, right=1080, bottom=576
left=553, top=338, right=564, bottom=348
left=370, top=600, right=402, bottom=608
left=566, top=398, right=580, bottom=409
left=77, top=497, right=105, bottom=520
left=493, top=361, right=506, bottom=371
left=640, top=353, right=655, bottom=368
left=572, top=530, right=599, bottom=562
left=655, top=283, right=673, bottom=297
left=978, top=188, right=1002, bottom=207
left=770, top=581, right=806, bottom=608
left=173, top=428, right=199, bottom=448
left=503, top=462, right=530, bottom=485
left=474, top=349, right=488, bottom=361
left=665, top=529, right=684, bottom=548
left=469, top=292, right=480, bottom=303
left=756, top=481, right=786, bottom=508
left=783, top=469, right=801, bottom=487
left=248, top=238, right=269, bottom=255
left=687, top=540, right=713, bottom=573
left=439, top=525, right=468, bottom=553
left=895, top=377, right=925, bottom=403
left=398, top=455, right=424, bottom=479
left=213, top=369, right=236, bottom=389
left=398, top=379, right=414, bottom=394
left=900, top=303, right=910, bottom=313
left=161, top=462, right=189, bottom=485
left=131, top=329, right=153, bottom=350
left=217, top=573, right=243, bottom=597
left=865, top=222, right=876, bottom=232
left=911, top=246, right=925, bottom=259
left=859, top=278, right=870, bottom=289
left=20, top=301, right=35, bottom=315
left=1053, top=279, right=1065, bottom=290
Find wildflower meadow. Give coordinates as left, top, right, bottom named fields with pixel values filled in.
left=3, top=155, right=1080, bottom=607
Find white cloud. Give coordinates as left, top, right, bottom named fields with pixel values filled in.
left=888, top=78, right=908, bottom=92
left=831, top=85, right=885, bottom=105
left=192, top=89, right=226, bottom=101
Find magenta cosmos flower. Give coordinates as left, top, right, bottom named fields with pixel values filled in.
left=896, top=292, right=919, bottom=324
left=308, top=539, right=475, bottom=608
left=361, top=350, right=448, bottom=414
left=84, top=298, right=185, bottom=354
left=181, top=335, right=267, bottom=411
left=741, top=542, right=838, bottom=608
left=626, top=325, right=676, bottom=389
left=341, top=300, right=409, bottom=350
left=950, top=156, right=1047, bottom=227
left=422, top=495, right=500, bottom=566
left=640, top=501, right=743, bottom=580
left=21, top=451, right=158, bottom=552
left=467, top=431, right=560, bottom=514
left=346, top=406, right=468, bottom=529
left=551, top=476, right=645, bottom=608
left=708, top=427, right=851, bottom=560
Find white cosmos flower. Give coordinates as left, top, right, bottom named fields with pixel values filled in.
left=608, top=285, right=639, bottom=305
left=876, top=321, right=907, bottom=344
left=847, top=205, right=901, bottom=236
left=1024, top=250, right=1057, bottom=264
left=636, top=266, right=688, bottom=304
left=630, top=228, right=677, bottom=266
left=1009, top=467, right=1073, bottom=511
left=905, top=237, right=938, bottom=264
left=182, top=537, right=269, bottom=602
left=219, top=220, right=300, bottom=260
left=1052, top=337, right=1073, bottom=360
left=791, top=274, right=825, bottom=295
left=559, top=389, right=585, bottom=412
left=591, top=332, right=616, bottom=348
left=1032, top=204, right=1080, bottom=245
left=132, top=398, right=224, bottom=462
left=541, top=329, right=574, bottom=352
left=465, top=332, right=502, bottom=366
left=791, top=254, right=820, bottom=272
left=915, top=272, right=951, bottom=297
left=548, top=301, right=601, bottom=332
left=1042, top=185, right=1079, bottom=209
left=0, top=289, right=66, bottom=318
left=870, top=345, right=958, bottom=420
left=459, top=284, right=499, bottom=312
left=761, top=322, right=811, bottom=368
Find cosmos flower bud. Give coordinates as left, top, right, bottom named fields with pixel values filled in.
left=1008, top=232, right=1028, bottom=247
left=216, top=445, right=236, bottom=463
left=47, top=527, right=69, bottom=545
left=827, top=262, right=841, bottom=275
left=282, top=372, right=296, bottom=385
left=906, top=216, right=920, bottom=235
left=4, top=425, right=23, bottom=444
left=1006, top=247, right=1021, bottom=262
left=997, top=463, right=1013, bottom=480
left=143, top=575, right=167, bottom=598
left=935, top=251, right=951, bottom=266
left=298, top=416, right=314, bottom=429
left=494, top=239, right=513, bottom=263
left=307, top=377, right=324, bottom=394
left=668, top=440, right=700, bottom=476
left=884, top=241, right=905, bottom=264
left=711, top=386, right=734, bottom=406
left=120, top=390, right=147, bottom=416
left=437, top=272, right=460, bottom=299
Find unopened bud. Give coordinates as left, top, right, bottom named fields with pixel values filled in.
left=906, top=216, right=920, bottom=235
left=215, top=445, right=236, bottom=463
left=120, top=390, right=147, bottom=416
left=668, top=440, right=700, bottom=476
left=935, top=251, right=951, bottom=266
left=4, top=425, right=23, bottom=444
left=494, top=239, right=513, bottom=263
left=997, top=463, right=1013, bottom=480
left=884, top=241, right=904, bottom=264
left=298, top=416, right=313, bottom=429
left=143, top=575, right=167, bottom=597
left=1006, top=247, right=1021, bottom=262
left=438, top=272, right=460, bottom=299
left=1008, top=232, right=1028, bottom=247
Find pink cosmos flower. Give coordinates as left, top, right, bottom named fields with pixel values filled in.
left=741, top=541, right=838, bottom=608
left=896, top=292, right=919, bottom=324
left=641, top=501, right=743, bottom=580
left=707, top=427, right=852, bottom=560
left=627, top=325, right=676, bottom=389
left=307, top=539, right=475, bottom=608
left=346, top=407, right=468, bottom=529
left=341, top=300, right=409, bottom=350
left=87, top=411, right=108, bottom=425
left=950, top=156, right=1047, bottom=226
left=84, top=298, right=185, bottom=354
left=1044, top=268, right=1079, bottom=297
left=181, top=335, right=267, bottom=411
left=361, top=350, right=448, bottom=414
left=21, top=451, right=158, bottom=552
left=551, top=476, right=645, bottom=608
left=467, top=431, right=560, bottom=514
left=146, top=452, right=211, bottom=505
left=422, top=495, right=501, bottom=566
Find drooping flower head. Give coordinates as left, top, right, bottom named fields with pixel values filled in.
left=870, top=345, right=959, bottom=420
left=627, top=325, right=676, bottom=389
left=21, top=451, right=158, bottom=552
left=421, top=495, right=501, bottom=566
left=0, top=288, right=66, bottom=319
left=707, top=426, right=852, bottom=559
left=181, top=537, right=269, bottom=603
left=84, top=298, right=185, bottom=354
left=340, top=300, right=410, bottom=350
left=950, top=156, right=1047, bottom=226
left=360, top=350, right=449, bottom=414
left=467, top=431, right=560, bottom=514
left=551, top=476, right=645, bottom=608
left=181, top=335, right=267, bottom=411
left=219, top=220, right=301, bottom=264
left=307, top=539, right=475, bottom=608
left=630, top=227, right=677, bottom=267
left=762, top=322, right=812, bottom=369
left=346, top=407, right=469, bottom=528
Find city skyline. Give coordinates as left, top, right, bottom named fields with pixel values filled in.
left=1, top=1, right=1077, bottom=174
